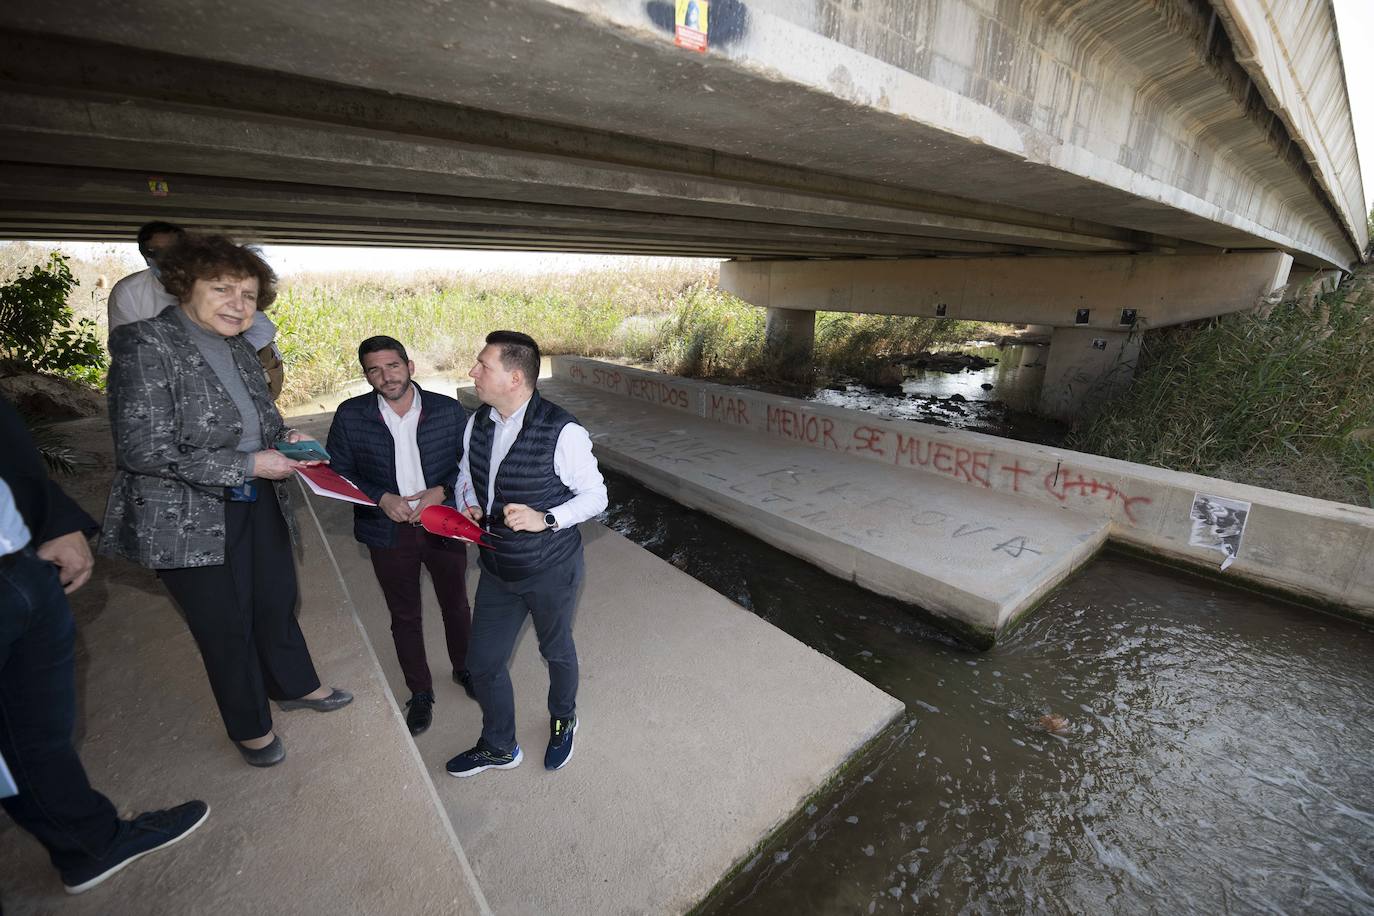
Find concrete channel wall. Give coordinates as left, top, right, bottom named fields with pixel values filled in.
left=555, top=357, right=1374, bottom=622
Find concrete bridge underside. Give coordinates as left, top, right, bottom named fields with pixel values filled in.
left=0, top=0, right=1363, bottom=265
left=0, top=0, right=1365, bottom=417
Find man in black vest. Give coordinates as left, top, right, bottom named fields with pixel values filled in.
left=445, top=331, right=606, bottom=777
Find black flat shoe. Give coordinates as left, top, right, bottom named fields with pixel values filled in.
left=238, top=735, right=285, bottom=768
left=276, top=688, right=353, bottom=713
left=405, top=692, right=434, bottom=736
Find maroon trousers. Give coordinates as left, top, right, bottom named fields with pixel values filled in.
left=368, top=524, right=471, bottom=695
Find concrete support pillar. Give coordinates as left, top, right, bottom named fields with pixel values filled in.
left=1039, top=327, right=1141, bottom=422
left=763, top=307, right=815, bottom=381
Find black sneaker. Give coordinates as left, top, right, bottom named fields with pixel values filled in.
left=405, top=691, right=435, bottom=736
left=61, top=801, right=210, bottom=894
left=453, top=669, right=476, bottom=700
left=446, top=739, right=522, bottom=777
left=545, top=713, right=578, bottom=771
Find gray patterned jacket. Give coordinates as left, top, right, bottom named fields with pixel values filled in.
left=100, top=307, right=296, bottom=569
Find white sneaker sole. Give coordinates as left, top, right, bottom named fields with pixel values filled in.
left=64, top=804, right=211, bottom=895
left=547, top=718, right=579, bottom=771
left=449, top=746, right=523, bottom=778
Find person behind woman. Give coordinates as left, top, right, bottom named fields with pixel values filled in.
left=102, top=234, right=351, bottom=767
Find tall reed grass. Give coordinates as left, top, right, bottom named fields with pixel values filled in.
left=271, top=263, right=711, bottom=403
left=272, top=265, right=1010, bottom=402
left=1069, top=268, right=1374, bottom=507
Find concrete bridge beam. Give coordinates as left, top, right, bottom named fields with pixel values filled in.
left=720, top=253, right=1293, bottom=329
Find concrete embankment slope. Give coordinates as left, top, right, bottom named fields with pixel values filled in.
left=552, top=358, right=1374, bottom=636
left=5, top=410, right=903, bottom=915
left=290, top=406, right=904, bottom=915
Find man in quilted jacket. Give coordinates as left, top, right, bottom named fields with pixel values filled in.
left=326, top=336, right=471, bottom=736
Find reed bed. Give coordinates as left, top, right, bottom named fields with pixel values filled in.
left=1069, top=268, right=1374, bottom=507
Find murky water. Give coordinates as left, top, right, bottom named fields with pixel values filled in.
left=598, top=471, right=1374, bottom=916
left=810, top=344, right=1067, bottom=445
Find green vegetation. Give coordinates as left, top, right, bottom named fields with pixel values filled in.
left=814, top=313, right=995, bottom=384
left=270, top=263, right=710, bottom=404
left=650, top=292, right=997, bottom=386
left=0, top=252, right=106, bottom=386
left=272, top=265, right=1007, bottom=402
left=1070, top=267, right=1374, bottom=507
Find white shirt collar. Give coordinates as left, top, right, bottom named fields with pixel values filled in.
left=491, top=393, right=532, bottom=428
left=377, top=383, right=421, bottom=419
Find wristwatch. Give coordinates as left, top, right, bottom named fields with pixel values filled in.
left=543, top=511, right=558, bottom=531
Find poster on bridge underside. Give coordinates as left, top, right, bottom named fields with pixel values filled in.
left=675, top=0, right=708, bottom=52
left=1189, top=493, right=1251, bottom=571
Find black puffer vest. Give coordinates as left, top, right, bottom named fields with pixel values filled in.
left=470, top=390, right=581, bottom=580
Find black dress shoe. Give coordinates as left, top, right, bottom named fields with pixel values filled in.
left=238, top=735, right=286, bottom=768
left=405, top=692, right=434, bottom=736
left=276, top=688, right=353, bottom=712
left=453, top=669, right=476, bottom=700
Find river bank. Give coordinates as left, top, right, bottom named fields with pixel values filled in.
left=599, top=469, right=1374, bottom=915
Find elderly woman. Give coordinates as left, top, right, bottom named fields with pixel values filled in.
left=102, top=234, right=350, bottom=767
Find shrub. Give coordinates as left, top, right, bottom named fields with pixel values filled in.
left=0, top=253, right=107, bottom=385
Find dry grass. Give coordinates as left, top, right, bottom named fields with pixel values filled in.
left=271, top=262, right=716, bottom=404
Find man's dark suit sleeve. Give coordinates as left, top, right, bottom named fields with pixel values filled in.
left=325, top=404, right=387, bottom=503
left=0, top=396, right=99, bottom=544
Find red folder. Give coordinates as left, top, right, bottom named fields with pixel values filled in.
left=418, top=505, right=499, bottom=549
left=294, top=465, right=375, bottom=506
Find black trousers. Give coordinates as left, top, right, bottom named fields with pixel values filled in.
left=159, top=485, right=321, bottom=742
left=368, top=524, right=470, bottom=696
left=0, top=548, right=120, bottom=874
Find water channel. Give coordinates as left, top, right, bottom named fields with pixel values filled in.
left=597, top=470, right=1374, bottom=915
left=809, top=343, right=1067, bottom=446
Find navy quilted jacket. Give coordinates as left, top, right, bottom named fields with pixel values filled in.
left=325, top=383, right=466, bottom=548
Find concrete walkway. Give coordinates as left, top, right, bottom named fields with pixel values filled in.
left=290, top=409, right=903, bottom=915
left=2, top=412, right=903, bottom=914
left=523, top=376, right=1107, bottom=641
left=544, top=358, right=1374, bottom=636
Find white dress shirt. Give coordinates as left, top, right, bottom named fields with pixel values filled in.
left=242, top=310, right=278, bottom=352
left=455, top=394, right=607, bottom=529
left=107, top=269, right=178, bottom=340
left=0, top=478, right=32, bottom=556
left=379, top=384, right=427, bottom=508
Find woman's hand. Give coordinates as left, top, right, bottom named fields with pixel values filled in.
left=284, top=428, right=306, bottom=444
left=251, top=449, right=304, bottom=480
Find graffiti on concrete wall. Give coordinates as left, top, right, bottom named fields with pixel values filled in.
left=564, top=362, right=1155, bottom=526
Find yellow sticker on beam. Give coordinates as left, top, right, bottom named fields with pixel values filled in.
left=675, top=0, right=707, bottom=52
